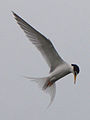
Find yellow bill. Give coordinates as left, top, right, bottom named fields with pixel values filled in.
left=74, top=74, right=76, bottom=84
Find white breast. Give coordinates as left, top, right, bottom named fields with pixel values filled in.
left=49, top=63, right=73, bottom=82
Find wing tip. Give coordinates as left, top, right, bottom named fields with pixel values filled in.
left=12, top=11, right=17, bottom=17
left=12, top=11, right=18, bottom=16
left=12, top=11, right=20, bottom=21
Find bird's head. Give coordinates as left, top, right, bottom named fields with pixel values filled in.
left=71, top=64, right=80, bottom=84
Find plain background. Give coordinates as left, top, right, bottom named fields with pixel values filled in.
left=0, top=0, right=90, bottom=120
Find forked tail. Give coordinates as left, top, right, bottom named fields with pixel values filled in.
left=24, top=76, right=56, bottom=106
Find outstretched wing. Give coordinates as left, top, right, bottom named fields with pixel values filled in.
left=13, top=12, right=64, bottom=72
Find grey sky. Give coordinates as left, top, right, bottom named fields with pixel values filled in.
left=0, top=0, right=90, bottom=120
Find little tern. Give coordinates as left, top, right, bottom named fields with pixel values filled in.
left=12, top=12, right=80, bottom=106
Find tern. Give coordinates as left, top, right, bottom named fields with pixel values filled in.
left=12, top=12, right=80, bottom=106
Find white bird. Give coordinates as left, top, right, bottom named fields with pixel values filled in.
left=12, top=12, right=80, bottom=106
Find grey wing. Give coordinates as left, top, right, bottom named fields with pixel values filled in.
left=13, top=12, right=64, bottom=72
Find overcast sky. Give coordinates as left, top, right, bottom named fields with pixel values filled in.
left=0, top=0, right=90, bottom=120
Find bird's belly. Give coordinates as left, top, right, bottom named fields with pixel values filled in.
left=50, top=65, right=71, bottom=82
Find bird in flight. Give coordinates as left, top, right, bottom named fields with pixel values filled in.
left=12, top=12, right=80, bottom=106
